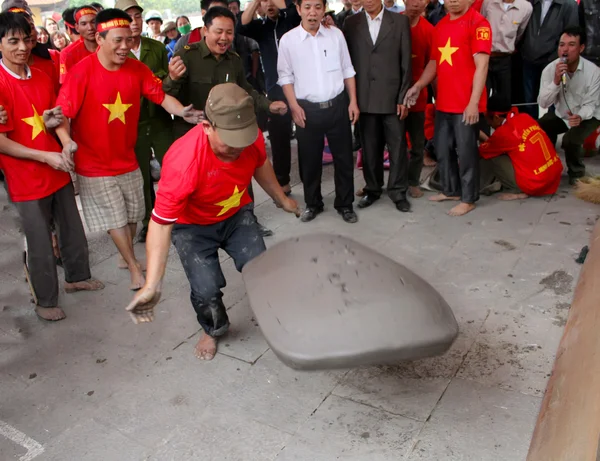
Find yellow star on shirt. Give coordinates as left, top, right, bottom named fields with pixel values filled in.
left=21, top=105, right=47, bottom=140
left=102, top=92, right=132, bottom=124
left=215, top=185, right=246, bottom=216
left=438, top=37, right=459, bottom=66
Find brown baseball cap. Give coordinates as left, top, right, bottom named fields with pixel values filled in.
left=205, top=83, right=258, bottom=149
left=114, top=0, right=143, bottom=13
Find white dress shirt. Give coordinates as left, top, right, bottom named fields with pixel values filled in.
left=540, top=0, right=552, bottom=24
left=538, top=56, right=600, bottom=121
left=277, top=24, right=356, bottom=103
left=366, top=8, right=385, bottom=44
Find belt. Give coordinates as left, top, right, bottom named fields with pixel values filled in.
left=298, top=92, right=345, bottom=110
left=491, top=51, right=513, bottom=58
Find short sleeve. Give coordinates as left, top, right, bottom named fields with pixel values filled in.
left=153, top=133, right=201, bottom=222
left=56, top=66, right=87, bottom=119
left=0, top=78, right=14, bottom=134
left=138, top=61, right=166, bottom=105
left=254, top=130, right=267, bottom=168
left=470, top=15, right=492, bottom=55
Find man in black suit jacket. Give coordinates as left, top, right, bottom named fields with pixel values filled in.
left=344, top=0, right=412, bottom=211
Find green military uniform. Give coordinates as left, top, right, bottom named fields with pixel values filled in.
left=163, top=39, right=271, bottom=140
left=130, top=37, right=174, bottom=229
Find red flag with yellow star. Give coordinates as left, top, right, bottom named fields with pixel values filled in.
left=153, top=127, right=267, bottom=226
left=0, top=67, right=70, bottom=202
left=57, top=54, right=165, bottom=177
left=432, top=8, right=491, bottom=114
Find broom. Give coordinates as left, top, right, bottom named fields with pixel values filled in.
left=575, top=176, right=600, bottom=205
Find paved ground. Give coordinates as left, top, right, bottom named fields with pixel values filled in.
left=1, top=145, right=599, bottom=461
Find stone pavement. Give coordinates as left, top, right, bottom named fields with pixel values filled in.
left=1, top=147, right=599, bottom=461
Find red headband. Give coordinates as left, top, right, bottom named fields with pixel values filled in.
left=75, top=8, right=97, bottom=23
left=97, top=18, right=131, bottom=32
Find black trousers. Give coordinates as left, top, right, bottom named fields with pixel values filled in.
left=267, top=86, right=293, bottom=187
left=434, top=111, right=480, bottom=203
left=360, top=113, right=408, bottom=202
left=14, top=182, right=91, bottom=307
left=404, top=111, right=426, bottom=187
left=487, top=55, right=512, bottom=108
left=296, top=92, right=354, bottom=210
left=171, top=205, right=266, bottom=336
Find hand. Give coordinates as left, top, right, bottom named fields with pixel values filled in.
left=554, top=60, right=568, bottom=85
left=280, top=196, right=300, bottom=217
left=567, top=111, right=582, bottom=127
left=397, top=104, right=408, bottom=120
left=290, top=103, right=306, bottom=129
left=348, top=101, right=360, bottom=125
left=182, top=105, right=204, bottom=124
left=322, top=15, right=335, bottom=28
left=62, top=140, right=78, bottom=164
left=404, top=84, right=421, bottom=108
left=44, top=151, right=73, bottom=172
left=462, top=102, right=479, bottom=125
left=168, top=56, right=186, bottom=81
left=42, top=106, right=63, bottom=129
left=125, top=285, right=162, bottom=324
left=269, top=101, right=288, bottom=115
left=0, top=105, right=7, bottom=124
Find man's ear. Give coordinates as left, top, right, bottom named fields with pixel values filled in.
left=95, top=32, right=102, bottom=46
left=202, top=120, right=212, bottom=135
left=580, top=43, right=586, bottom=55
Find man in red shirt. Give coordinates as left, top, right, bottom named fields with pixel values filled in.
left=405, top=0, right=491, bottom=216
left=59, top=5, right=98, bottom=84
left=57, top=9, right=203, bottom=292
left=479, top=98, right=563, bottom=200
left=0, top=12, right=103, bottom=321
left=126, top=84, right=299, bottom=361
left=403, top=0, right=433, bottom=198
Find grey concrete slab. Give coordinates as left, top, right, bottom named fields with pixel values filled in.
left=223, top=349, right=348, bottom=434
left=406, top=379, right=541, bottom=461
left=148, top=405, right=290, bottom=461
left=275, top=395, right=422, bottom=461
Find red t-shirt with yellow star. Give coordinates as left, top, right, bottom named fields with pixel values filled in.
left=57, top=54, right=166, bottom=177
left=479, top=109, right=562, bottom=196
left=408, top=16, right=434, bottom=112
left=432, top=8, right=491, bottom=113
left=59, top=40, right=94, bottom=84
left=152, top=126, right=266, bottom=226
left=0, top=66, right=70, bottom=202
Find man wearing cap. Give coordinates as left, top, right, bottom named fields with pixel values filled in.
left=144, top=10, right=164, bottom=43
left=126, top=83, right=299, bottom=361
left=59, top=5, right=98, bottom=83
left=56, top=8, right=203, bottom=291
left=162, top=21, right=179, bottom=60
left=115, top=0, right=174, bottom=243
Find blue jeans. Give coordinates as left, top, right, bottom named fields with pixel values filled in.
left=171, top=204, right=266, bottom=336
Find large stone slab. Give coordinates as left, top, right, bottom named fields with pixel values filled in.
left=242, top=234, right=458, bottom=370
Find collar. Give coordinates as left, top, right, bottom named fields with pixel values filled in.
left=366, top=6, right=385, bottom=21
left=534, top=0, right=562, bottom=5
left=494, top=0, right=519, bottom=9
left=299, top=24, right=325, bottom=40
left=1, top=60, right=31, bottom=80
left=352, top=6, right=363, bottom=13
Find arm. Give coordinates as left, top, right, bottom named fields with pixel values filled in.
left=537, top=63, right=560, bottom=109
left=254, top=158, right=297, bottom=211
left=467, top=53, right=489, bottom=109
left=415, top=60, right=437, bottom=90
left=162, top=51, right=188, bottom=97
left=339, top=31, right=359, bottom=123
left=576, top=70, right=600, bottom=121
left=479, top=125, right=520, bottom=159
left=235, top=58, right=271, bottom=113
left=0, top=133, right=72, bottom=171
left=161, top=94, right=203, bottom=123
left=241, top=0, right=261, bottom=26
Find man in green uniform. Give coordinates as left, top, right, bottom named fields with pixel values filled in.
left=115, top=0, right=174, bottom=242
left=163, top=6, right=287, bottom=139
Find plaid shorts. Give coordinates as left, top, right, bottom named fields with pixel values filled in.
left=78, top=169, right=145, bottom=233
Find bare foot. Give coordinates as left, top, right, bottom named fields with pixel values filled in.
left=35, top=306, right=66, bottom=321
left=119, top=256, right=146, bottom=271
left=194, top=333, right=217, bottom=361
left=129, top=264, right=146, bottom=291
left=429, top=193, right=460, bottom=202
left=448, top=202, right=476, bottom=216
left=498, top=193, right=528, bottom=201
left=423, top=151, right=437, bottom=167
left=64, top=278, right=105, bottom=293
left=409, top=186, right=424, bottom=198
left=356, top=188, right=365, bottom=197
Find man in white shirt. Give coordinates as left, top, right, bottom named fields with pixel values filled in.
left=383, top=0, right=404, bottom=13
left=277, top=0, right=360, bottom=223
left=344, top=0, right=412, bottom=211
left=538, top=26, right=600, bottom=184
